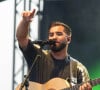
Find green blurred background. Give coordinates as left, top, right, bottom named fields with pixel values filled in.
left=90, top=60, right=100, bottom=90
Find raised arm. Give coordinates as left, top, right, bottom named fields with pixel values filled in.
left=16, top=9, right=36, bottom=48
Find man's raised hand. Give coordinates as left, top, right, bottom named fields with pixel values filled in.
left=21, top=9, right=36, bottom=22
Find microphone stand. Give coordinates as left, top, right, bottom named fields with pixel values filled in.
left=19, top=41, right=49, bottom=90
left=19, top=54, right=41, bottom=90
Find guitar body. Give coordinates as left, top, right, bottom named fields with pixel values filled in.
left=15, top=78, right=70, bottom=90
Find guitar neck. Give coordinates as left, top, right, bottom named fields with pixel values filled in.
left=90, top=78, right=100, bottom=86
left=63, top=78, right=100, bottom=90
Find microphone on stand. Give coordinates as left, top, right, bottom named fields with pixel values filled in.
left=32, top=40, right=56, bottom=46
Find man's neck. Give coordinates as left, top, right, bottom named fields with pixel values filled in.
left=51, top=48, right=68, bottom=60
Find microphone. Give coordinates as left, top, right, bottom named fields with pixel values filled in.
left=32, top=40, right=56, bottom=45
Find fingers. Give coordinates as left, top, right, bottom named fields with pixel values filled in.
left=79, top=82, right=92, bottom=90
left=21, top=9, right=36, bottom=22
left=30, top=9, right=36, bottom=18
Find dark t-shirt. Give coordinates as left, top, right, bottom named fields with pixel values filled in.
left=19, top=40, right=90, bottom=85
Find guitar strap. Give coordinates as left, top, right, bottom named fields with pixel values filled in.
left=69, top=57, right=77, bottom=86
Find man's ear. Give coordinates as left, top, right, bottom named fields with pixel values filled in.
left=67, top=36, right=71, bottom=44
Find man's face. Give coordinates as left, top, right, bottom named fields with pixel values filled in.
left=48, top=25, right=71, bottom=52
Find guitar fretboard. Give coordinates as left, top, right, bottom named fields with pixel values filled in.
left=90, top=78, right=100, bottom=86
left=62, top=78, right=100, bottom=90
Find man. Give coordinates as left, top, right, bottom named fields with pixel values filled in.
left=16, top=9, right=92, bottom=90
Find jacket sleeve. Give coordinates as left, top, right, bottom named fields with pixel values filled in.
left=77, top=61, right=90, bottom=84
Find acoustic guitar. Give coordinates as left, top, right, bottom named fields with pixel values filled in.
left=15, top=77, right=100, bottom=90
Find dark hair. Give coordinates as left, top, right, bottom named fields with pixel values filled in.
left=49, top=21, right=72, bottom=36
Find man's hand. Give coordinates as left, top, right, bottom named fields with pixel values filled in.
left=79, top=82, right=92, bottom=90
left=21, top=9, right=36, bottom=22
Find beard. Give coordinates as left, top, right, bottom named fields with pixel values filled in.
left=50, top=41, right=66, bottom=52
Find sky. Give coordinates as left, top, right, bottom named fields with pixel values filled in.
left=0, top=0, right=13, bottom=90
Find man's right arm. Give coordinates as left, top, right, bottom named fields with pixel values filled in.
left=16, top=9, right=36, bottom=49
